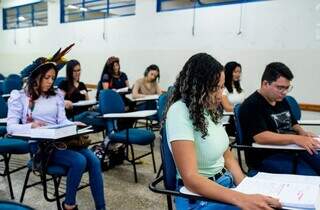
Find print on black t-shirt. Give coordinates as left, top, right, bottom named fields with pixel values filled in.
left=270, top=111, right=293, bottom=134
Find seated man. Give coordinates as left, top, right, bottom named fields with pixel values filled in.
left=239, top=62, right=320, bottom=175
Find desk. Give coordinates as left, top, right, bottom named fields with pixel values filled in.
left=0, top=118, right=7, bottom=125
left=101, top=110, right=157, bottom=119
left=72, top=99, right=98, bottom=107
left=2, top=94, right=10, bottom=99
left=125, top=94, right=159, bottom=102
left=223, top=111, right=234, bottom=116
left=298, top=119, right=320, bottom=126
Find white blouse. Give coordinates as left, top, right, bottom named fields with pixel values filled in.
left=222, top=88, right=245, bottom=106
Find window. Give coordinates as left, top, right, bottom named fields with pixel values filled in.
left=3, top=1, right=48, bottom=30
left=157, top=0, right=265, bottom=12
left=61, top=0, right=136, bottom=23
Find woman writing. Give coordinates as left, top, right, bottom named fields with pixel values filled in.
left=165, top=53, right=281, bottom=210
left=7, top=57, right=106, bottom=210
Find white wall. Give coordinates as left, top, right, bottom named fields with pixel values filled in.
left=1, top=0, right=320, bottom=105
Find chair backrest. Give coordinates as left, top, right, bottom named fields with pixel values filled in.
left=99, top=90, right=125, bottom=133
left=158, top=90, right=177, bottom=191
left=0, top=81, right=3, bottom=95
left=233, top=104, right=244, bottom=145
left=99, top=89, right=125, bottom=114
left=2, top=77, right=22, bottom=94
left=0, top=96, right=8, bottom=118
left=285, top=95, right=301, bottom=121
left=6, top=74, right=21, bottom=81
left=54, top=77, right=65, bottom=87
left=0, top=73, right=5, bottom=80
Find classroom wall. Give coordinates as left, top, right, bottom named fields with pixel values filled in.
left=0, top=0, right=320, bottom=106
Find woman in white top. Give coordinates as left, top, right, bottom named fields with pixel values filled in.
left=222, top=61, right=245, bottom=136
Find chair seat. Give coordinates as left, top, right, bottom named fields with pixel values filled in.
left=0, top=126, right=6, bottom=136
left=0, top=138, right=29, bottom=154
left=0, top=200, right=33, bottom=210
left=27, top=160, right=67, bottom=176
left=110, top=128, right=155, bottom=145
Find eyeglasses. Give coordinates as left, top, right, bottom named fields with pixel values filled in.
left=270, top=83, right=293, bottom=93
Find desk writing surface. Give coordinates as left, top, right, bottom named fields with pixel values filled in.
left=125, top=94, right=159, bottom=102
left=298, top=119, right=320, bottom=126
left=0, top=118, right=7, bottom=124
left=72, top=99, right=97, bottom=107
left=102, top=110, right=157, bottom=118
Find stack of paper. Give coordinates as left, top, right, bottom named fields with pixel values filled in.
left=235, top=173, right=320, bottom=210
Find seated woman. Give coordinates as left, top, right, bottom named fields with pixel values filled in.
left=221, top=61, right=245, bottom=136
left=58, top=59, right=89, bottom=118
left=7, top=60, right=106, bottom=210
left=132, top=64, right=162, bottom=110
left=96, top=56, right=129, bottom=100
left=165, top=53, right=280, bottom=210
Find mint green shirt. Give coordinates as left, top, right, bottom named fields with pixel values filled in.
left=166, top=100, right=229, bottom=179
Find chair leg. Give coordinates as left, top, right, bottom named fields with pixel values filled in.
left=150, top=143, right=157, bottom=173
left=156, top=163, right=163, bottom=178
left=129, top=144, right=138, bottom=183
left=3, top=154, right=14, bottom=199
left=52, top=176, right=62, bottom=210
left=167, top=195, right=173, bottom=210
left=20, top=169, right=32, bottom=203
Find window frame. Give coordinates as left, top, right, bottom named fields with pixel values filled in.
left=2, top=0, right=48, bottom=30
left=157, top=0, right=268, bottom=12
left=60, top=0, right=136, bottom=23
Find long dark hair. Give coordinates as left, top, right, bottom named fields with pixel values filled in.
left=27, top=63, right=56, bottom=101
left=66, top=59, right=80, bottom=97
left=164, top=53, right=224, bottom=138
left=224, top=61, right=242, bottom=94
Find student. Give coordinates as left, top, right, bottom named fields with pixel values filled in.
left=58, top=59, right=89, bottom=118
left=6, top=60, right=106, bottom=210
left=221, top=61, right=245, bottom=136
left=96, top=56, right=129, bottom=99
left=165, top=53, right=281, bottom=210
left=132, top=64, right=162, bottom=99
left=132, top=64, right=162, bottom=111
left=239, top=62, right=320, bottom=175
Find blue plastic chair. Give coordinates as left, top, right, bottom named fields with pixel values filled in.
left=233, top=104, right=317, bottom=176
left=0, top=200, right=34, bottom=210
left=150, top=92, right=239, bottom=210
left=0, top=96, right=8, bottom=137
left=0, top=73, right=5, bottom=81
left=285, top=95, right=301, bottom=121
left=0, top=138, right=29, bottom=200
left=99, top=89, right=156, bottom=182
left=20, top=144, right=89, bottom=210
left=54, top=77, right=66, bottom=88
left=2, top=76, right=22, bottom=95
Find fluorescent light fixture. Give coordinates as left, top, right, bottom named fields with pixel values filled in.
left=79, top=7, right=88, bottom=12
left=18, top=16, right=26, bottom=21
left=67, top=4, right=78, bottom=10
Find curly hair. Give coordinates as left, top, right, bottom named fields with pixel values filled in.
left=164, top=53, right=224, bottom=138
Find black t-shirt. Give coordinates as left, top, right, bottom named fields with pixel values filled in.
left=239, top=91, right=298, bottom=169
left=96, top=72, right=128, bottom=99
left=58, top=80, right=88, bottom=117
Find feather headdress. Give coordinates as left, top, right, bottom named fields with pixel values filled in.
left=20, top=43, right=75, bottom=79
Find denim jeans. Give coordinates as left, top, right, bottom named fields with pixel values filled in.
left=258, top=152, right=320, bottom=176
left=175, top=171, right=240, bottom=210
left=22, top=140, right=105, bottom=210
